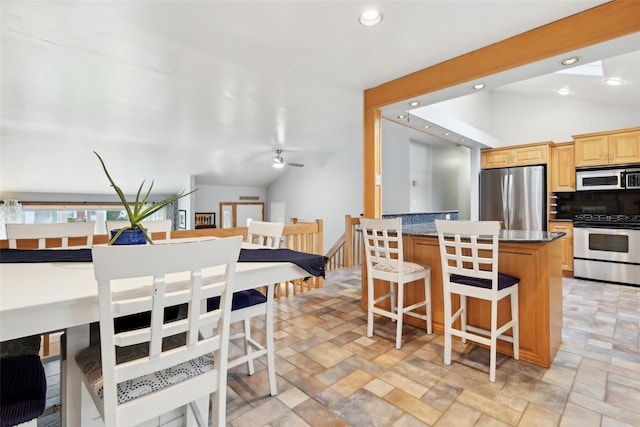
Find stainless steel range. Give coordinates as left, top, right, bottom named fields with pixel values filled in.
left=573, top=214, right=640, bottom=286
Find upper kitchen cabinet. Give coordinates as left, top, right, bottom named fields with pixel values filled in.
left=481, top=143, right=550, bottom=169
left=574, top=127, right=640, bottom=167
left=550, top=142, right=575, bottom=192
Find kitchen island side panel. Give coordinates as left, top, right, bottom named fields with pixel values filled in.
left=361, top=235, right=563, bottom=367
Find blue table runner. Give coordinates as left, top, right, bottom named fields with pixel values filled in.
left=0, top=248, right=328, bottom=278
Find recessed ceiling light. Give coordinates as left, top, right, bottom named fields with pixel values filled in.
left=605, top=77, right=623, bottom=86
left=472, top=83, right=485, bottom=90
left=443, top=132, right=451, bottom=136
left=423, top=125, right=431, bottom=129
left=408, top=101, right=420, bottom=107
left=359, top=9, right=383, bottom=26
left=557, top=87, right=570, bottom=96
left=561, top=57, right=580, bottom=66
left=397, top=114, right=406, bottom=119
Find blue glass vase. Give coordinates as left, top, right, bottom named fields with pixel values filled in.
left=110, top=228, right=147, bottom=245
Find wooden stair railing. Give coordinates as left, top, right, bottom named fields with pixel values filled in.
left=325, top=215, right=361, bottom=271
left=277, top=218, right=324, bottom=297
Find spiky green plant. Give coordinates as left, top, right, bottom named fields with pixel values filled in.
left=94, top=151, right=197, bottom=244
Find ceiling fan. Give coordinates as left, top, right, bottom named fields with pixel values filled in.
left=272, top=149, right=304, bottom=168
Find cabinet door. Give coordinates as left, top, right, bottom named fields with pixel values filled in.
left=549, top=221, right=573, bottom=271
left=481, top=149, right=511, bottom=169
left=550, top=145, right=575, bottom=192
left=608, top=131, right=640, bottom=165
left=511, top=144, right=548, bottom=167
left=575, top=136, right=608, bottom=166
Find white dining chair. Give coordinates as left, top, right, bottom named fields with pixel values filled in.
left=207, top=220, right=284, bottom=397
left=5, top=222, right=96, bottom=357
left=246, top=220, right=283, bottom=248
left=106, top=219, right=172, bottom=241
left=6, top=222, right=95, bottom=249
left=435, top=220, right=520, bottom=382
left=360, top=217, right=432, bottom=349
left=75, top=236, right=242, bottom=427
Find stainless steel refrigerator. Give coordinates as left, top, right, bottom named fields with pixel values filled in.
left=480, top=165, right=546, bottom=231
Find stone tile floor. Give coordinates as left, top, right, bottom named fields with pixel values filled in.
left=39, top=266, right=640, bottom=426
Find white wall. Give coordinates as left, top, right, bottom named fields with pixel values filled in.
left=267, top=147, right=362, bottom=254
left=429, top=91, right=495, bottom=137
left=193, top=185, right=266, bottom=228
left=429, top=90, right=640, bottom=148
left=430, top=145, right=471, bottom=219
left=409, top=143, right=432, bottom=212
left=382, top=137, right=411, bottom=214
left=490, top=92, right=640, bottom=146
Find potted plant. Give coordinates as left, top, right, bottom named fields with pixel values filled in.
left=94, top=151, right=197, bottom=245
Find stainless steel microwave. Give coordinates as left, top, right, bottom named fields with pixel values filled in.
left=576, top=168, right=640, bottom=191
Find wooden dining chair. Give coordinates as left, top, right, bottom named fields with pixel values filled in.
left=75, top=236, right=242, bottom=427
left=106, top=219, right=172, bottom=241
left=5, top=222, right=96, bottom=357
left=435, top=220, right=520, bottom=382
left=360, top=217, right=432, bottom=349
left=207, top=220, right=284, bottom=397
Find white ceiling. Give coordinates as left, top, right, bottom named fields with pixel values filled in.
left=3, top=0, right=629, bottom=196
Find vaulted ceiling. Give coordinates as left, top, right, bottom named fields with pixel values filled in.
left=3, top=0, right=629, bottom=195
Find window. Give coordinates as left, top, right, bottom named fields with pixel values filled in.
left=18, top=204, right=167, bottom=235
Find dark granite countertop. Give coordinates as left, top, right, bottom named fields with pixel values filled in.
left=402, top=223, right=565, bottom=243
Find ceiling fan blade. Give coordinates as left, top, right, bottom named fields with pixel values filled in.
left=287, top=162, right=304, bottom=167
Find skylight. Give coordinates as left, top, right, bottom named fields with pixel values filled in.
left=555, top=60, right=604, bottom=77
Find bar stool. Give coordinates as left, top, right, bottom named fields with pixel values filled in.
left=360, top=217, right=432, bottom=349
left=435, top=220, right=519, bottom=382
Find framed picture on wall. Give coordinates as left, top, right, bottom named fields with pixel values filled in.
left=178, top=210, right=186, bottom=229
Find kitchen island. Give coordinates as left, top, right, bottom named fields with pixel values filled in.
left=361, top=224, right=565, bottom=368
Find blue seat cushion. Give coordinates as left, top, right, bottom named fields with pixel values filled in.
left=450, top=272, right=519, bottom=290
left=0, top=354, right=46, bottom=427
left=207, top=289, right=267, bottom=312
left=114, top=305, right=182, bottom=334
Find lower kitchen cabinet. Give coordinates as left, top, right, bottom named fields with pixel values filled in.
left=549, top=220, right=573, bottom=272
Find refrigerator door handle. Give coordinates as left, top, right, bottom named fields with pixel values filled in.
left=502, top=171, right=510, bottom=230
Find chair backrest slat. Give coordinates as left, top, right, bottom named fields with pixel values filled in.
left=6, top=222, right=96, bottom=249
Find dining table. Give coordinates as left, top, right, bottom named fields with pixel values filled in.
left=0, top=238, right=327, bottom=426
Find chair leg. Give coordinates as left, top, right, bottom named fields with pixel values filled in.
left=443, top=290, right=452, bottom=366
left=186, top=396, right=208, bottom=427
left=511, top=287, right=520, bottom=360
left=389, top=282, right=397, bottom=322
left=367, top=277, right=375, bottom=338
left=42, top=333, right=50, bottom=357
left=395, top=283, right=404, bottom=349
left=489, top=299, right=498, bottom=383
left=243, top=318, right=255, bottom=375
left=424, top=275, right=432, bottom=335
left=266, top=297, right=277, bottom=396
left=460, top=295, right=467, bottom=344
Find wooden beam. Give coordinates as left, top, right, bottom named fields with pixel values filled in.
left=362, top=0, right=640, bottom=217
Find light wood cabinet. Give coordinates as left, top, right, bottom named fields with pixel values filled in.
left=609, top=130, right=640, bottom=165
left=481, top=143, right=549, bottom=169
left=549, top=221, right=573, bottom=272
left=574, top=128, right=640, bottom=167
left=550, top=143, right=575, bottom=192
